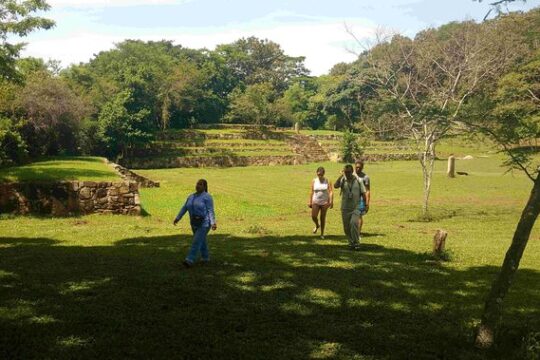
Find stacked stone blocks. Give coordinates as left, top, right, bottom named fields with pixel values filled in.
left=0, top=181, right=141, bottom=216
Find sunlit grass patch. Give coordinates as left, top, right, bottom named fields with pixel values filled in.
left=0, top=156, right=119, bottom=182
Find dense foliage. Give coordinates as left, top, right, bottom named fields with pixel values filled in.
left=0, top=4, right=539, bottom=165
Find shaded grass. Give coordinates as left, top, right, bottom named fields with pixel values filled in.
left=0, top=234, right=538, bottom=359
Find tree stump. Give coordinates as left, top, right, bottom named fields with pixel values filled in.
left=447, top=156, right=455, bottom=178
left=433, top=229, right=448, bottom=255
left=294, top=122, right=300, bottom=134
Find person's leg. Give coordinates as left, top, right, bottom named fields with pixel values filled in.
left=358, top=215, right=364, bottom=234
left=185, top=225, right=205, bottom=264
left=320, top=206, right=328, bottom=238
left=349, top=211, right=361, bottom=248
left=311, top=204, right=321, bottom=233
left=199, top=227, right=211, bottom=262
left=342, top=211, right=351, bottom=240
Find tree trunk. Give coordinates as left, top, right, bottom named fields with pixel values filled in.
left=475, top=173, right=540, bottom=349
left=447, top=156, right=456, bottom=178
left=420, top=138, right=436, bottom=216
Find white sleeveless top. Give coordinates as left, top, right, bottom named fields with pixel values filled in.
left=312, top=178, right=329, bottom=205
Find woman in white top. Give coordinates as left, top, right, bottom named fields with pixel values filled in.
left=308, top=166, right=333, bottom=239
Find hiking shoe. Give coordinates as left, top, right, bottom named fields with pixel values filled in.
left=182, top=260, right=192, bottom=268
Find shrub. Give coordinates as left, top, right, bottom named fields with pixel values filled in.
left=0, top=118, right=28, bottom=167
left=340, top=129, right=363, bottom=163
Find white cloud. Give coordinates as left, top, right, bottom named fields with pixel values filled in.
left=20, top=16, right=375, bottom=75
left=48, top=0, right=191, bottom=8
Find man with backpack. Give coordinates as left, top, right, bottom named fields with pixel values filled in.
left=334, top=164, right=368, bottom=250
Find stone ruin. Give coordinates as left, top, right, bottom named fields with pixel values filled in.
left=0, top=181, right=141, bottom=217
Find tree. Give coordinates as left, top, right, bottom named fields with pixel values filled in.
left=63, top=40, right=234, bottom=130
left=475, top=0, right=529, bottom=20
left=281, top=80, right=316, bottom=126
left=16, top=70, right=90, bottom=156
left=216, top=37, right=308, bottom=93
left=0, top=116, right=27, bottom=166
left=98, top=90, right=153, bottom=160
left=472, top=49, right=540, bottom=349
left=354, top=20, right=521, bottom=215
left=225, top=82, right=291, bottom=126
left=324, top=62, right=383, bottom=132
left=0, top=0, right=54, bottom=82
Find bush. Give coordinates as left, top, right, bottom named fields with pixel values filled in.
left=0, top=118, right=28, bottom=167
left=340, top=129, right=363, bottom=163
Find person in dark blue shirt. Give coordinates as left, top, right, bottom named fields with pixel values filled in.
left=173, top=179, right=217, bottom=268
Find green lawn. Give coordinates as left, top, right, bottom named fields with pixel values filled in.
left=0, top=156, right=539, bottom=359
left=0, top=157, right=120, bottom=182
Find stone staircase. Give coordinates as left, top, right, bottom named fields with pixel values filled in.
left=287, top=134, right=330, bottom=162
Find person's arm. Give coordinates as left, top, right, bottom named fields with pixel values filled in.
left=328, top=179, right=334, bottom=208
left=173, top=195, right=190, bottom=225
left=333, top=174, right=343, bottom=189
left=364, top=176, right=371, bottom=208
left=206, top=194, right=217, bottom=230
left=308, top=179, right=314, bottom=208
left=359, top=180, right=368, bottom=212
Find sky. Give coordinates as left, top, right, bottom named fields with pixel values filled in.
left=15, top=0, right=539, bottom=75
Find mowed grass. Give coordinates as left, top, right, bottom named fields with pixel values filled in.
left=0, top=157, right=120, bottom=182
left=1, top=155, right=539, bottom=359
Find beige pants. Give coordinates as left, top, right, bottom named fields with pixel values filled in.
left=341, top=210, right=361, bottom=247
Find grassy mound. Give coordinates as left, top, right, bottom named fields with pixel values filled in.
left=0, top=157, right=120, bottom=183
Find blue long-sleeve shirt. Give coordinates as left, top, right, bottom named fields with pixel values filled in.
left=175, top=192, right=216, bottom=227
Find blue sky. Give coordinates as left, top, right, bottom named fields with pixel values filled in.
left=19, top=0, right=539, bottom=75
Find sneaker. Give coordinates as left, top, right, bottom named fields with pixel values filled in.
left=349, top=245, right=361, bottom=251
left=312, top=226, right=319, bottom=234
left=182, top=260, right=192, bottom=268
left=320, top=235, right=325, bottom=240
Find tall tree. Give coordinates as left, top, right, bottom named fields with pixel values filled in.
left=472, top=49, right=540, bottom=349
left=0, top=0, right=54, bottom=82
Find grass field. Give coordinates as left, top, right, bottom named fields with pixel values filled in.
left=0, top=155, right=539, bottom=359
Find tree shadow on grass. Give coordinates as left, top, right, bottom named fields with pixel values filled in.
left=0, top=234, right=538, bottom=359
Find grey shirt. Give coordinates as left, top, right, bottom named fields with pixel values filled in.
left=336, top=176, right=366, bottom=211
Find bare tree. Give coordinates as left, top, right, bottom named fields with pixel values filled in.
left=348, top=21, right=520, bottom=215
left=475, top=0, right=528, bottom=20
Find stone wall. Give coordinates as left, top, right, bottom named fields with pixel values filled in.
left=0, top=181, right=141, bottom=216
left=108, top=162, right=160, bottom=188
left=121, top=154, right=307, bottom=169
left=360, top=153, right=419, bottom=162
left=327, top=152, right=420, bottom=163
